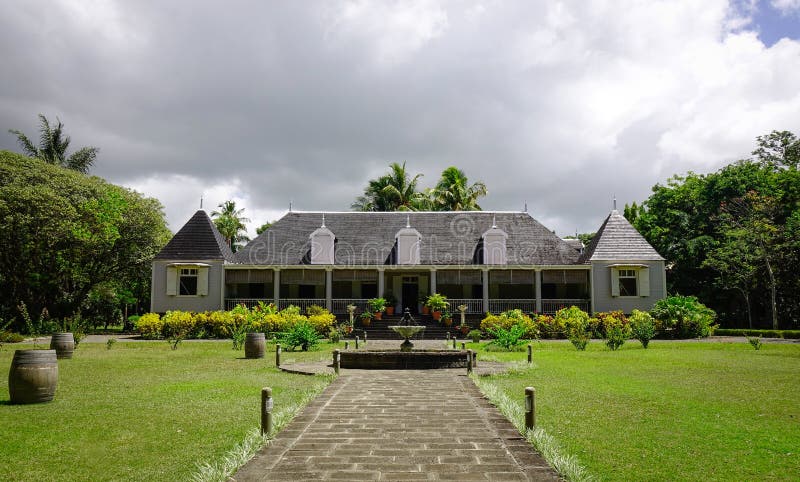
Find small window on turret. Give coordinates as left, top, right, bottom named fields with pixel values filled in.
left=179, top=268, right=198, bottom=295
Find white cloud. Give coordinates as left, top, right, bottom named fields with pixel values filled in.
left=771, top=0, right=800, bottom=15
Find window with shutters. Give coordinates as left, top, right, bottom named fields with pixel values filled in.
left=618, top=269, right=637, bottom=296
left=179, top=268, right=198, bottom=296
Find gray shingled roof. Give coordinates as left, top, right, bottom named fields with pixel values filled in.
left=155, top=210, right=236, bottom=262
left=234, top=211, right=582, bottom=266
left=581, top=210, right=663, bottom=262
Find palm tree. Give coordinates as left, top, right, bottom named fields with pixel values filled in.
left=9, top=114, right=99, bottom=173
left=351, top=162, right=429, bottom=211
left=430, top=167, right=487, bottom=211
left=211, top=201, right=250, bottom=251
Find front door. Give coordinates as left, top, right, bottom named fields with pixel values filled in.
left=402, top=279, right=419, bottom=314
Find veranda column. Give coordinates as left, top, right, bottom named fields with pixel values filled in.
left=430, top=269, right=437, bottom=294
left=482, top=268, right=490, bottom=313
left=273, top=269, right=280, bottom=308
left=535, top=269, right=542, bottom=314
left=325, top=269, right=333, bottom=312
left=377, top=268, right=385, bottom=298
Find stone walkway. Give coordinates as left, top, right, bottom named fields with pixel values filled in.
left=232, top=370, right=559, bottom=481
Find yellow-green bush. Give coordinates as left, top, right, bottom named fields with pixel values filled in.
left=162, top=310, right=195, bottom=338
left=308, top=312, right=336, bottom=333
left=136, top=313, right=163, bottom=339
left=480, top=309, right=538, bottom=339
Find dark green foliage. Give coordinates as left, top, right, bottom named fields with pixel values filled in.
left=746, top=336, right=762, bottom=350
left=0, top=151, right=171, bottom=330
left=279, top=321, right=321, bottom=351
left=650, top=295, right=717, bottom=338
left=714, top=329, right=800, bottom=339
left=632, top=131, right=800, bottom=328
left=629, top=310, right=656, bottom=348
left=211, top=200, right=250, bottom=252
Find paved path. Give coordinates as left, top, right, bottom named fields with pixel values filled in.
left=233, top=371, right=559, bottom=481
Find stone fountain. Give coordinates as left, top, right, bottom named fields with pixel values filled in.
left=389, top=325, right=426, bottom=351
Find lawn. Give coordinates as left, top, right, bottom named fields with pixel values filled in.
left=473, top=340, right=800, bottom=481
left=0, top=341, right=334, bottom=481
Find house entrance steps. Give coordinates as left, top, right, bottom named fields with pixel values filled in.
left=232, top=370, right=559, bottom=481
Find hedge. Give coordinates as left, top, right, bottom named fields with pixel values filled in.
left=714, top=329, right=800, bottom=339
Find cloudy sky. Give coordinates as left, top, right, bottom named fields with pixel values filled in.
left=1, top=0, right=799, bottom=237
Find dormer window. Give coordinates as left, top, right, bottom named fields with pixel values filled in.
left=395, top=215, right=421, bottom=265
left=310, top=215, right=335, bottom=264
left=482, top=215, right=508, bottom=265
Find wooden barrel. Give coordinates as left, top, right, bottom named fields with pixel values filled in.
left=244, top=333, right=265, bottom=359
left=50, top=333, right=75, bottom=359
left=8, top=349, right=58, bottom=404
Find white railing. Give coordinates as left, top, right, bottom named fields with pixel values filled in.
left=225, top=298, right=274, bottom=310
left=447, top=299, right=483, bottom=314
left=277, top=299, right=326, bottom=311
left=331, top=298, right=370, bottom=314
left=488, top=299, right=537, bottom=313
left=541, top=299, right=590, bottom=314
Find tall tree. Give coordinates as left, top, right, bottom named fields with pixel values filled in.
left=0, top=150, right=170, bottom=329
left=752, top=130, right=799, bottom=169
left=429, top=167, right=487, bottom=211
left=256, top=221, right=273, bottom=235
left=211, top=200, right=250, bottom=251
left=352, top=162, right=428, bottom=211
left=9, top=114, right=99, bottom=173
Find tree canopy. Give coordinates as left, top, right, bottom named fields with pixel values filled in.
left=8, top=114, right=99, bottom=173
left=627, top=130, right=800, bottom=328
left=352, top=163, right=488, bottom=212
left=0, top=150, right=171, bottom=330
left=211, top=200, right=250, bottom=251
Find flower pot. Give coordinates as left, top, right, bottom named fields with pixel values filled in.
left=432, top=310, right=442, bottom=321
left=8, top=349, right=58, bottom=404
left=361, top=317, right=372, bottom=327
left=442, top=318, right=452, bottom=327
left=422, top=306, right=430, bottom=315
left=374, top=312, right=383, bottom=321
left=385, top=307, right=395, bottom=316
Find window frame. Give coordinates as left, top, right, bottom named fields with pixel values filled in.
left=617, top=269, right=638, bottom=297
left=178, top=268, right=199, bottom=296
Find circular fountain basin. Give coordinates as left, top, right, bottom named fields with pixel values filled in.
left=389, top=325, right=426, bottom=339
left=339, top=349, right=468, bottom=369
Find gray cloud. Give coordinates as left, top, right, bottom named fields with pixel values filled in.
left=1, top=1, right=798, bottom=236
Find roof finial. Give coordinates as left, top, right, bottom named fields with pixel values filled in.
left=613, top=195, right=617, bottom=211
left=200, top=195, right=203, bottom=209
left=523, top=201, right=527, bottom=213
left=406, top=214, right=411, bottom=228
left=289, top=200, right=293, bottom=212
left=492, top=213, right=497, bottom=228
left=321, top=213, right=326, bottom=228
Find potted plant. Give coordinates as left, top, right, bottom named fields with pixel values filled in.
left=441, top=310, right=453, bottom=327
left=383, top=292, right=397, bottom=316
left=360, top=311, right=373, bottom=327
left=425, top=293, right=449, bottom=321
left=367, top=298, right=386, bottom=320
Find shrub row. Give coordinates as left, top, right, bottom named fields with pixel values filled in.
left=479, top=295, right=717, bottom=347
left=714, top=329, right=800, bottom=339
left=135, top=304, right=336, bottom=340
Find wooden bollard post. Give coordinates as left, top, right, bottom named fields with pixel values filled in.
left=446, top=332, right=450, bottom=340
left=333, top=349, right=340, bottom=375
left=461, top=341, right=466, bottom=350
left=466, top=350, right=473, bottom=374
left=344, top=341, right=349, bottom=350
left=261, top=387, right=273, bottom=435
left=452, top=337, right=456, bottom=349
left=355, top=336, right=359, bottom=349
left=527, top=344, right=532, bottom=364
left=364, top=332, right=367, bottom=345
left=525, top=387, right=536, bottom=430
left=275, top=343, right=281, bottom=367
left=472, top=350, right=477, bottom=368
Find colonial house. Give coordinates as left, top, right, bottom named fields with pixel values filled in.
left=151, top=209, right=666, bottom=316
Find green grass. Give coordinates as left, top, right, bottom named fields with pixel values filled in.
left=472, top=340, right=800, bottom=481
left=0, top=341, right=335, bottom=481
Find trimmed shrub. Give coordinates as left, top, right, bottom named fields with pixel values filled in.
left=629, top=310, right=656, bottom=348
left=746, top=336, right=762, bottom=350
left=467, top=329, right=482, bottom=343
left=480, top=309, right=538, bottom=339
left=556, top=306, right=591, bottom=351
left=279, top=321, right=321, bottom=351
left=136, top=313, right=163, bottom=339
left=534, top=314, right=564, bottom=339
left=651, top=295, right=717, bottom=338
left=602, top=315, right=632, bottom=351
left=714, top=329, right=800, bottom=339
left=590, top=311, right=628, bottom=338
left=487, top=324, right=527, bottom=351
